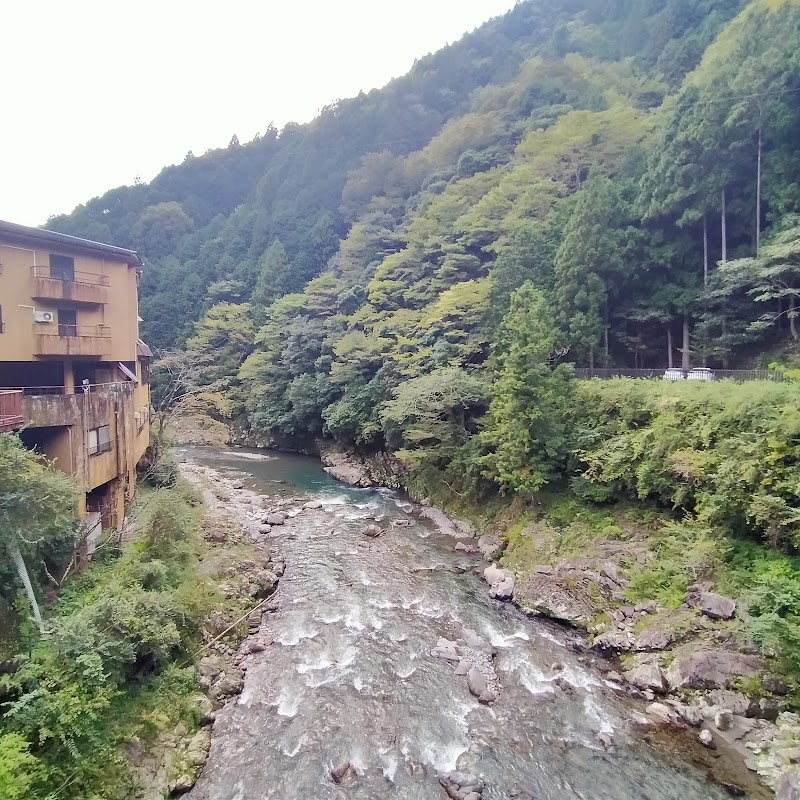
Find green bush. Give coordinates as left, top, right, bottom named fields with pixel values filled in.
left=571, top=379, right=800, bottom=551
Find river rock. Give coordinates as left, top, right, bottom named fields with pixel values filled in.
left=431, top=638, right=460, bottom=662
left=624, top=662, right=666, bottom=692
left=209, top=672, right=244, bottom=702
left=593, top=628, right=634, bottom=653
left=477, top=530, right=505, bottom=561
left=198, top=655, right=225, bottom=681
left=363, top=524, right=383, bottom=538
left=455, top=541, right=479, bottom=554
left=461, top=628, right=495, bottom=655
left=513, top=570, right=603, bottom=626
left=265, top=512, right=286, bottom=526
left=439, top=771, right=484, bottom=799
left=778, top=769, right=800, bottom=800
left=634, top=625, right=673, bottom=652
left=666, top=648, right=762, bottom=690
left=646, top=702, right=678, bottom=725
left=455, top=660, right=471, bottom=676
left=303, top=500, right=323, bottom=509
left=467, top=667, right=488, bottom=698
left=331, top=761, right=357, bottom=784
left=699, top=729, right=715, bottom=748
left=483, top=564, right=515, bottom=600
left=699, top=591, right=737, bottom=620
left=257, top=523, right=272, bottom=534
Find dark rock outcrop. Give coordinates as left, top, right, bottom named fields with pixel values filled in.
left=666, top=648, right=762, bottom=690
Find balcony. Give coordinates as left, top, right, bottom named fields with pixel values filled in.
left=0, top=391, right=23, bottom=432
left=34, top=324, right=112, bottom=357
left=30, top=266, right=109, bottom=305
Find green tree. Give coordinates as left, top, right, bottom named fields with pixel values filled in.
left=251, top=240, right=292, bottom=322
left=480, top=282, right=574, bottom=494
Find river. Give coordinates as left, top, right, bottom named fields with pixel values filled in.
left=181, top=446, right=742, bottom=800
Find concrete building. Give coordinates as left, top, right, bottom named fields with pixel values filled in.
left=0, top=220, right=151, bottom=536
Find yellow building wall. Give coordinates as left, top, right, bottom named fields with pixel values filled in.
left=0, top=237, right=139, bottom=363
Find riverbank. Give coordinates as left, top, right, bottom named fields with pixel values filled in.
left=179, top=445, right=752, bottom=800
left=317, top=444, right=800, bottom=799
left=119, top=468, right=287, bottom=799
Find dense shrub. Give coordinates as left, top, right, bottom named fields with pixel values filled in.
left=570, top=379, right=800, bottom=551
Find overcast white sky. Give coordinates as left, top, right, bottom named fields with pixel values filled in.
left=1, top=1, right=518, bottom=226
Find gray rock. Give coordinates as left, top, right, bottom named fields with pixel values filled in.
left=265, top=512, right=286, bottom=526
left=489, top=575, right=515, bottom=600
left=699, top=591, right=737, bottom=620
left=362, top=524, right=383, bottom=538
left=624, top=663, right=666, bottom=692
left=764, top=675, right=790, bottom=695
left=606, top=671, right=623, bottom=683
left=715, top=709, right=734, bottom=731
left=210, top=673, right=244, bottom=701
left=198, top=655, right=225, bottom=680
left=454, top=660, right=471, bottom=676
left=257, top=523, right=272, bottom=534
left=699, top=729, right=715, bottom=748
left=455, top=541, right=479, bottom=554
left=760, top=697, right=781, bottom=721
left=601, top=562, right=624, bottom=585
left=665, top=649, right=762, bottom=690
left=431, top=638, right=460, bottom=662
left=479, top=689, right=498, bottom=704
left=634, top=625, right=673, bottom=652
left=593, top=628, right=634, bottom=653
left=303, top=500, right=323, bottom=509
left=646, top=702, right=677, bottom=725
left=461, top=628, right=495, bottom=655
left=675, top=704, right=705, bottom=726
left=466, top=667, right=488, bottom=698
left=778, top=769, right=800, bottom=800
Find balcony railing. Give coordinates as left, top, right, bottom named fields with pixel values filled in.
left=30, top=266, right=109, bottom=305
left=34, top=324, right=112, bottom=357
left=31, top=266, right=110, bottom=286
left=0, top=391, right=23, bottom=432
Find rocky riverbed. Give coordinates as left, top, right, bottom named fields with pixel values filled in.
left=163, top=446, right=779, bottom=800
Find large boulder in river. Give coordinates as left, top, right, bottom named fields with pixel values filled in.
left=439, top=771, right=484, bottom=799
left=666, top=648, right=761, bottom=690
left=483, top=564, right=515, bottom=600
left=265, top=512, right=285, bottom=526
left=698, top=591, right=737, bottom=620
left=362, top=524, right=383, bottom=538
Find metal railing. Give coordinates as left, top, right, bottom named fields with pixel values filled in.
left=574, top=368, right=788, bottom=383
left=1, top=381, right=134, bottom=396
left=0, top=390, right=23, bottom=430
left=33, top=323, right=112, bottom=339
left=31, top=265, right=110, bottom=286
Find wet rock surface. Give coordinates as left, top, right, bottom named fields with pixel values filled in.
left=177, top=446, right=746, bottom=800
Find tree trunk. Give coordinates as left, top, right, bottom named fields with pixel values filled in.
left=756, top=126, right=762, bottom=256
left=589, top=345, right=594, bottom=371
left=703, top=214, right=709, bottom=289
left=791, top=294, right=798, bottom=340
left=682, top=314, right=691, bottom=370
left=721, top=188, right=727, bottom=264
left=667, top=327, right=674, bottom=369
left=603, top=298, right=610, bottom=367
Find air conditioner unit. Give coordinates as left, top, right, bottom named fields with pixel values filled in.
left=34, top=310, right=54, bottom=323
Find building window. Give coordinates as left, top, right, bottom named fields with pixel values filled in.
left=87, top=425, right=111, bottom=456
left=58, top=309, right=77, bottom=337
left=50, top=254, right=75, bottom=281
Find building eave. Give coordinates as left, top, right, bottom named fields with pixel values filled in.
left=0, top=219, right=144, bottom=269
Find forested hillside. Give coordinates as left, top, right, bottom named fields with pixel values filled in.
left=50, top=0, right=800, bottom=479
